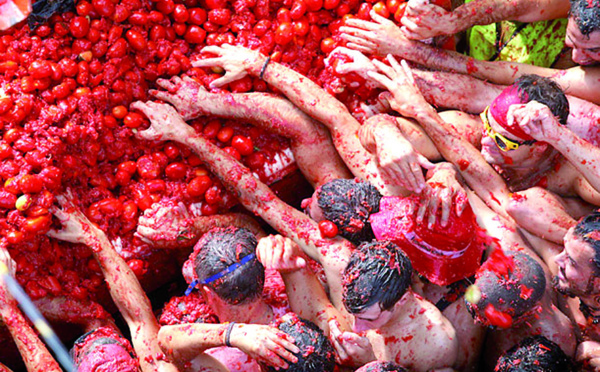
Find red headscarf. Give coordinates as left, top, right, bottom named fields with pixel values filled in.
left=489, top=85, right=534, bottom=141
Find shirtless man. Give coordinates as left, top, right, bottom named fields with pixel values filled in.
left=340, top=1, right=600, bottom=105
left=553, top=211, right=600, bottom=369
left=157, top=226, right=301, bottom=372
left=466, top=251, right=576, bottom=369
left=353, top=52, right=600, bottom=245
left=129, top=100, right=459, bottom=371
left=256, top=235, right=458, bottom=371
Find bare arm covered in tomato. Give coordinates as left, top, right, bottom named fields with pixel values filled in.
left=131, top=100, right=353, bottom=308
left=47, top=192, right=179, bottom=372
left=0, top=247, right=62, bottom=372
left=401, top=0, right=568, bottom=40
left=149, top=75, right=351, bottom=188
left=192, top=44, right=427, bottom=195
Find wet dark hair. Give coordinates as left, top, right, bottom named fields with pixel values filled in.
left=467, top=252, right=546, bottom=328
left=570, top=0, right=600, bottom=36
left=265, top=314, right=335, bottom=372
left=342, top=240, right=412, bottom=314
left=573, top=210, right=600, bottom=276
left=316, top=178, right=382, bottom=244
left=495, top=335, right=574, bottom=372
left=515, top=75, right=569, bottom=125
left=356, top=361, right=409, bottom=372
left=194, top=227, right=264, bottom=305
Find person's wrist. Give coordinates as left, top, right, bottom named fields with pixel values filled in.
left=248, top=54, right=269, bottom=77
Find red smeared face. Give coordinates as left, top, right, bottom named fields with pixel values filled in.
left=554, top=227, right=599, bottom=297
left=77, top=343, right=139, bottom=372
left=566, top=18, right=600, bottom=66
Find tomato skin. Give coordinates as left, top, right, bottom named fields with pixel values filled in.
left=126, top=29, right=147, bottom=51
left=185, top=25, right=206, bottom=44
left=70, top=16, right=90, bottom=38
left=231, top=136, right=254, bottom=156
left=275, top=22, right=294, bottom=45
left=394, top=2, right=407, bottom=22
left=319, top=220, right=339, bottom=238
left=373, top=1, right=390, bottom=18
left=165, top=162, right=188, bottom=180
left=187, top=176, right=212, bottom=197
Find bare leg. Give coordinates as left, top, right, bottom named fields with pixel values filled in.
left=151, top=76, right=352, bottom=188
left=506, top=187, right=577, bottom=244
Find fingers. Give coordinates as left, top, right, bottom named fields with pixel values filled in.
left=345, top=42, right=377, bottom=54
left=210, top=71, right=245, bottom=89
left=192, top=57, right=223, bottom=68
left=156, top=78, right=176, bottom=92
left=400, top=59, right=417, bottom=86
left=369, top=9, right=393, bottom=26
left=328, top=320, right=349, bottom=362
left=149, top=90, right=175, bottom=104
left=46, top=229, right=64, bottom=240
left=341, top=17, right=379, bottom=31
left=417, top=154, right=435, bottom=169
left=339, top=32, right=378, bottom=50
left=439, top=188, right=452, bottom=227
left=411, top=161, right=427, bottom=193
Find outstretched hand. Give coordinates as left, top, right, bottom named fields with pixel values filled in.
left=327, top=47, right=381, bottom=88
left=374, top=126, right=434, bottom=193
left=150, top=76, right=210, bottom=121
left=401, top=0, right=457, bottom=40
left=192, top=44, right=263, bottom=89
left=47, top=190, right=99, bottom=246
left=329, top=319, right=375, bottom=366
left=368, top=55, right=430, bottom=119
left=130, top=101, right=194, bottom=143
left=230, top=322, right=300, bottom=369
left=340, top=10, right=411, bottom=57
left=136, top=200, right=197, bottom=249
left=577, top=340, right=600, bottom=370
left=256, top=235, right=306, bottom=273
left=416, top=164, right=468, bottom=228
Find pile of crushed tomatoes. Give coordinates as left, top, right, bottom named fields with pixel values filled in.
left=0, top=0, right=416, bottom=305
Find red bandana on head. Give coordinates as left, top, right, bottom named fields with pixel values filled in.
left=489, top=85, right=534, bottom=141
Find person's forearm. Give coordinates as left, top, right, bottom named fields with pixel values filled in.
left=246, top=55, right=407, bottom=195
left=413, top=106, right=512, bottom=216
left=450, top=0, right=566, bottom=33
left=554, top=129, right=600, bottom=193
left=158, top=323, right=229, bottom=363
left=87, top=228, right=177, bottom=372
left=413, top=69, right=503, bottom=114
left=0, top=292, right=61, bottom=372
left=34, top=296, right=112, bottom=330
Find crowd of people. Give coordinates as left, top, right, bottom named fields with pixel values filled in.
left=2, top=0, right=600, bottom=370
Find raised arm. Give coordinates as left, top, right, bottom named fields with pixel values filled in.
left=401, top=0, right=569, bottom=40
left=510, top=101, right=600, bottom=198
left=150, top=75, right=351, bottom=187
left=131, top=100, right=353, bottom=308
left=0, top=248, right=61, bottom=372
left=341, top=11, right=600, bottom=105
left=192, top=44, right=425, bottom=196
left=47, top=192, right=178, bottom=372
left=256, top=235, right=376, bottom=368
left=367, top=55, right=514, bottom=218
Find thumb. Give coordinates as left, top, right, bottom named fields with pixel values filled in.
left=418, top=154, right=435, bottom=169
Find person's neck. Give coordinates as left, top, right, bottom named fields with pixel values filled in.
left=380, top=291, right=415, bottom=332
left=220, top=299, right=275, bottom=325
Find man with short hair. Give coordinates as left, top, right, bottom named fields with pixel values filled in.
left=257, top=236, right=459, bottom=372
left=553, top=211, right=600, bottom=368
left=495, top=335, right=575, bottom=372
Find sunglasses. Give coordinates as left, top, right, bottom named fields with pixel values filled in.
left=480, top=106, right=536, bottom=152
